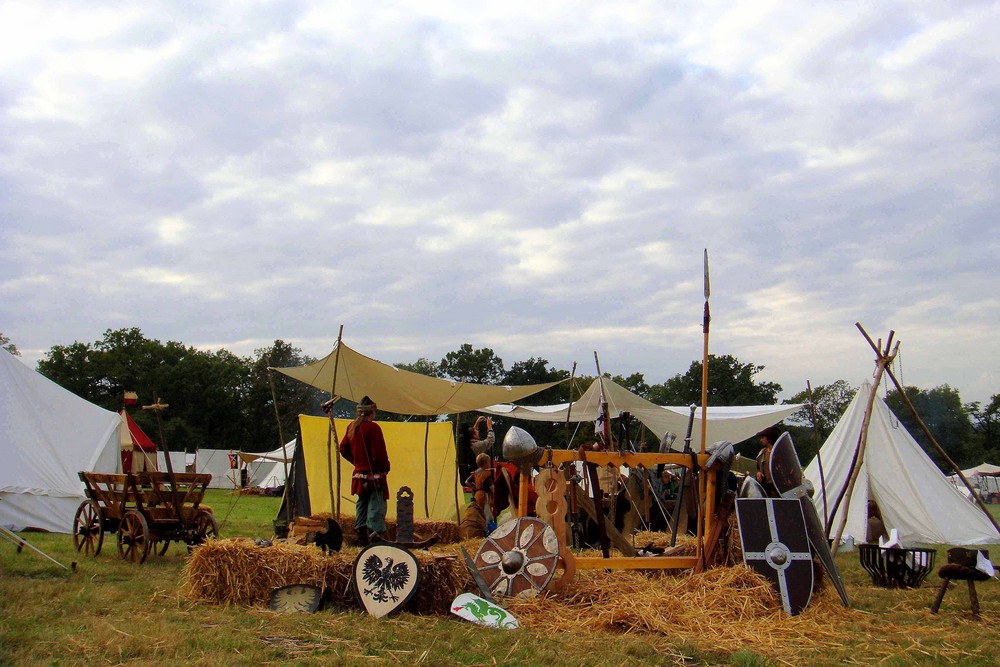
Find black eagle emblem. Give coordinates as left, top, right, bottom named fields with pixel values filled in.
left=361, top=554, right=410, bottom=603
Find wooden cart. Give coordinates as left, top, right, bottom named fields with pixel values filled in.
left=74, top=471, right=218, bottom=563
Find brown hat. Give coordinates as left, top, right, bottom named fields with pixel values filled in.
left=757, top=426, right=781, bottom=443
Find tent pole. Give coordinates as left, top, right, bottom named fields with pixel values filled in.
left=423, top=417, right=430, bottom=518
left=453, top=415, right=462, bottom=524
left=858, top=329, right=1000, bottom=538
left=326, top=325, right=344, bottom=519
left=563, top=362, right=577, bottom=448
left=805, top=380, right=830, bottom=532
left=267, top=366, right=292, bottom=523
left=829, top=327, right=897, bottom=550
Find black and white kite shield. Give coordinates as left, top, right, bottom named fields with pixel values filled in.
left=736, top=497, right=814, bottom=615
left=769, top=432, right=850, bottom=607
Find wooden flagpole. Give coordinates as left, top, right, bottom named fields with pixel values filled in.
left=829, top=326, right=897, bottom=550
left=563, top=362, right=577, bottom=447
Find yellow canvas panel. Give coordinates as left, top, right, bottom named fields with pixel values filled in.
left=298, top=415, right=462, bottom=523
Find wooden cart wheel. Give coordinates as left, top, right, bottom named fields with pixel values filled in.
left=73, top=500, right=104, bottom=557
left=195, top=510, right=219, bottom=543
left=151, top=539, right=171, bottom=556
left=118, top=510, right=150, bottom=564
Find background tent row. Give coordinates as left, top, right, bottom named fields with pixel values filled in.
left=804, top=380, right=1000, bottom=547
left=480, top=376, right=803, bottom=450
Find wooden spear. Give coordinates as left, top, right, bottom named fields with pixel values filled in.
left=267, top=365, right=292, bottom=523
left=698, top=249, right=712, bottom=564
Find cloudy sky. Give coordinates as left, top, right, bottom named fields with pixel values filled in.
left=2, top=1, right=998, bottom=404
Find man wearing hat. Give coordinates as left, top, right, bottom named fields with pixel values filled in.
left=333, top=396, right=391, bottom=545
left=755, top=426, right=782, bottom=498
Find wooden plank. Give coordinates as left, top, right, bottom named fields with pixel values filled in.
left=572, top=483, right=636, bottom=557
left=540, top=451, right=708, bottom=468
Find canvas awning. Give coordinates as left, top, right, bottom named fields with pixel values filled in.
left=272, top=341, right=562, bottom=415
left=481, top=377, right=803, bottom=450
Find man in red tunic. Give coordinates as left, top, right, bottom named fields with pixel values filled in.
left=335, top=395, right=390, bottom=545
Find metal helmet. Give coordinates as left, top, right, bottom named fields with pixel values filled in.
left=502, top=426, right=540, bottom=465
left=740, top=475, right=768, bottom=499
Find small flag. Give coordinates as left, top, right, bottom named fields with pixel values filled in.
left=595, top=403, right=605, bottom=436
left=228, top=453, right=238, bottom=469
left=123, top=391, right=138, bottom=405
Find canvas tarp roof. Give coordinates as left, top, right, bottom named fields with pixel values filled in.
left=298, top=415, right=462, bottom=522
left=804, top=381, right=1000, bottom=546
left=481, top=377, right=802, bottom=450
left=0, top=349, right=122, bottom=533
left=272, top=341, right=561, bottom=415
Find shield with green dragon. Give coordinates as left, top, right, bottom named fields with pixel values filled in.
left=450, top=593, right=519, bottom=629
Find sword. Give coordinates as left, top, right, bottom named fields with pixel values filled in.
left=460, top=545, right=496, bottom=603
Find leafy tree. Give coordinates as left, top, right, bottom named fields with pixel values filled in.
left=394, top=357, right=442, bottom=377
left=244, top=341, right=326, bottom=451
left=885, top=384, right=973, bottom=470
left=784, top=380, right=857, bottom=439
left=37, top=328, right=251, bottom=453
left=439, top=344, right=504, bottom=384
left=0, top=332, right=19, bottom=355
left=647, top=354, right=782, bottom=407
left=613, top=372, right=650, bottom=398
left=968, top=394, right=1000, bottom=452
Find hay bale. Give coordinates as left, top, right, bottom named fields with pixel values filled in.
left=182, top=538, right=469, bottom=614
left=303, top=514, right=461, bottom=546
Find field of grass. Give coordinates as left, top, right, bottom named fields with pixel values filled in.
left=2, top=492, right=999, bottom=666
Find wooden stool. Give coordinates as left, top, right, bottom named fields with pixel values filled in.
left=930, top=548, right=992, bottom=620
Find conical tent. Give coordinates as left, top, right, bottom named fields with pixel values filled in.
left=804, top=381, right=1000, bottom=546
left=0, top=349, right=122, bottom=532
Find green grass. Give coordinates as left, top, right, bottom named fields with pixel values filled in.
left=2, top=494, right=999, bottom=666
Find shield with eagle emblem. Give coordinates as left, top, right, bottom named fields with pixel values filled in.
left=352, top=543, right=421, bottom=618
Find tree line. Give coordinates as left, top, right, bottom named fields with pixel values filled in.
left=2, top=329, right=997, bottom=472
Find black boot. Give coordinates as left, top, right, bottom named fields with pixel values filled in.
left=356, top=526, right=369, bottom=546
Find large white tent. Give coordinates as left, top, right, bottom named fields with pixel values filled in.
left=0, top=349, right=122, bottom=533
left=238, top=442, right=294, bottom=488
left=481, top=377, right=803, bottom=449
left=804, top=381, right=1000, bottom=546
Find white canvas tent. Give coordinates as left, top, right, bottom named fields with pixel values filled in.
left=804, top=381, right=1000, bottom=546
left=238, top=442, right=294, bottom=488
left=947, top=463, right=1000, bottom=497
left=481, top=377, right=803, bottom=449
left=156, top=451, right=191, bottom=475
left=196, top=449, right=241, bottom=489
left=0, top=349, right=122, bottom=533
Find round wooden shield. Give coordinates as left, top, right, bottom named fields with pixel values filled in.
left=474, top=517, right=560, bottom=598
left=352, top=543, right=421, bottom=618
